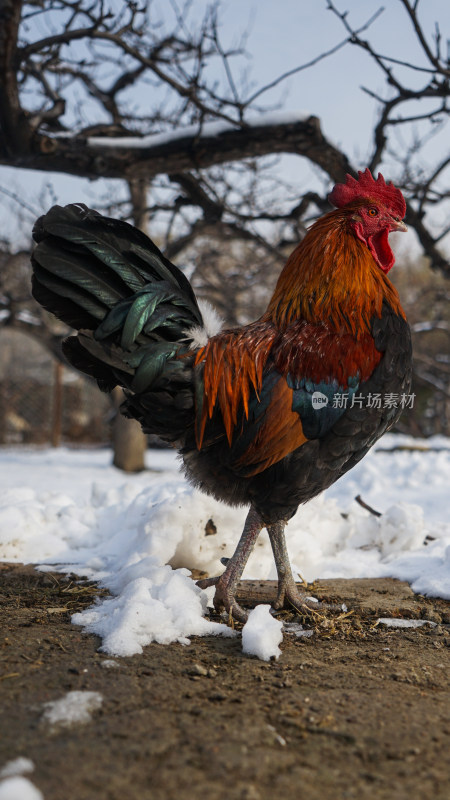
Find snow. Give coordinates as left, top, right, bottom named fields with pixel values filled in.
left=242, top=605, right=283, bottom=661
left=0, top=760, right=34, bottom=780
left=41, top=690, right=103, bottom=729
left=0, top=761, right=41, bottom=800
left=0, top=434, right=449, bottom=660
left=71, top=566, right=234, bottom=655
left=377, top=618, right=437, bottom=629
left=86, top=111, right=308, bottom=150
left=0, top=777, right=43, bottom=800
left=411, top=321, right=450, bottom=333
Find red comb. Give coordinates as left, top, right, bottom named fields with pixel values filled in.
left=328, top=168, right=406, bottom=218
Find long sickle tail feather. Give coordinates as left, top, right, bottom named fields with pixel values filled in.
left=31, top=204, right=204, bottom=438
left=31, top=203, right=201, bottom=334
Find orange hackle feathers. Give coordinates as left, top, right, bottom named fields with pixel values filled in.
left=266, top=208, right=405, bottom=334
left=271, top=322, right=382, bottom=388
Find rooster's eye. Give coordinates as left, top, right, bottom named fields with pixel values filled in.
left=368, top=207, right=378, bottom=216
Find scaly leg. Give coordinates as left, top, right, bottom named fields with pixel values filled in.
left=196, top=505, right=263, bottom=623
left=267, top=520, right=325, bottom=615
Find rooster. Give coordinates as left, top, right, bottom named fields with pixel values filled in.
left=31, top=168, right=412, bottom=622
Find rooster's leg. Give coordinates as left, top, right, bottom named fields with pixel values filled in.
left=196, top=505, right=263, bottom=623
left=267, top=521, right=323, bottom=614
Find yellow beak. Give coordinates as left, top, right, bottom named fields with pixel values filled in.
left=390, top=217, right=408, bottom=233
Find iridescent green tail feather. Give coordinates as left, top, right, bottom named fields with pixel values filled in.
left=31, top=203, right=203, bottom=439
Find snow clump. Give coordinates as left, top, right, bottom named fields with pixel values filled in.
left=41, top=690, right=103, bottom=729
left=242, top=605, right=283, bottom=661
left=0, top=760, right=42, bottom=800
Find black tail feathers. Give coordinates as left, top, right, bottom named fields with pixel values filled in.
left=31, top=204, right=203, bottom=408
left=31, top=203, right=201, bottom=332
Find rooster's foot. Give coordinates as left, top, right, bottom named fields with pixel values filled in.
left=196, top=575, right=249, bottom=623
left=272, top=579, right=341, bottom=617
left=272, top=585, right=323, bottom=617
left=196, top=505, right=264, bottom=625
left=267, top=521, right=341, bottom=617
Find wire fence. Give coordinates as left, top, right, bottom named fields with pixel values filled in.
left=0, top=368, right=111, bottom=446
left=0, top=330, right=111, bottom=446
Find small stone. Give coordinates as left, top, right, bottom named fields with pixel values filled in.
left=208, top=692, right=227, bottom=702
left=40, top=575, right=55, bottom=587
left=187, top=663, right=208, bottom=677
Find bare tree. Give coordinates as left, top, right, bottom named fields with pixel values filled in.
left=0, top=0, right=448, bottom=270
left=0, top=248, right=64, bottom=357
left=326, top=0, right=450, bottom=276
left=1, top=0, right=450, bottom=441
left=394, top=259, right=450, bottom=435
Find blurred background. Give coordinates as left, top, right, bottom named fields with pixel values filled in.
left=0, top=0, right=449, bottom=467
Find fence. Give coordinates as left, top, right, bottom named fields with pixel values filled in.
left=0, top=329, right=110, bottom=446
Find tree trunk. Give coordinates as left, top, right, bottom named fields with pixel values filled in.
left=51, top=361, right=63, bottom=447
left=110, top=178, right=150, bottom=472
left=111, top=387, right=146, bottom=473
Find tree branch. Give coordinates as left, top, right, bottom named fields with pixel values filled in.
left=405, top=203, right=450, bottom=276
left=0, top=115, right=354, bottom=183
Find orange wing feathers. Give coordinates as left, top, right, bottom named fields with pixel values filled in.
left=234, top=377, right=307, bottom=476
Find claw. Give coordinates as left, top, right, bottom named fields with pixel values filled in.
left=267, top=520, right=343, bottom=618
left=195, top=505, right=264, bottom=625
left=275, top=589, right=338, bottom=617
left=196, top=574, right=249, bottom=622
left=196, top=575, right=220, bottom=591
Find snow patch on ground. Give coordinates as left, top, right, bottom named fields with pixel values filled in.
left=0, top=435, right=449, bottom=660
left=0, top=761, right=42, bottom=800
left=377, top=617, right=437, bottom=629
left=0, top=777, right=43, bottom=800
left=41, top=690, right=103, bottom=729
left=242, top=605, right=283, bottom=661
left=0, top=759, right=34, bottom=780
left=72, top=565, right=234, bottom=656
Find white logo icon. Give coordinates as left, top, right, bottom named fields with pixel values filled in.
left=311, top=391, right=329, bottom=409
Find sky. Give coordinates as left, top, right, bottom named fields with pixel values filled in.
left=0, top=0, right=447, bottom=250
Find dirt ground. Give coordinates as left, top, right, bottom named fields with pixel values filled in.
left=0, top=563, right=449, bottom=800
